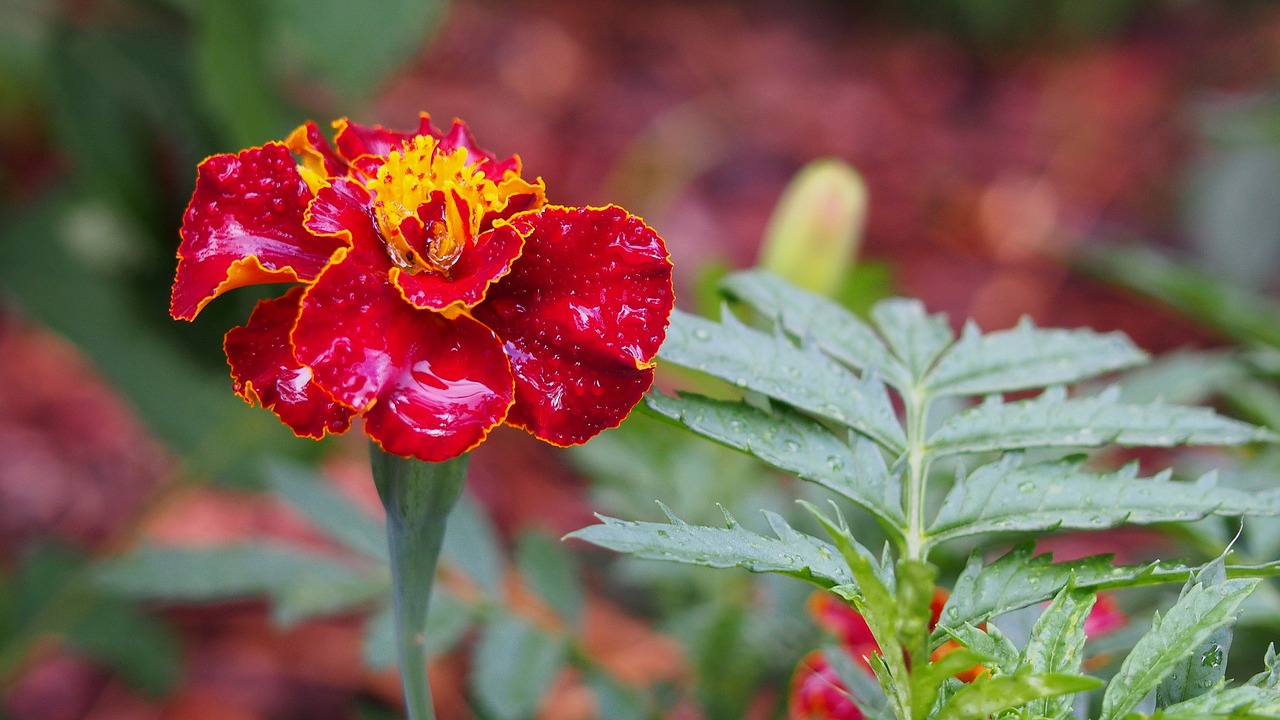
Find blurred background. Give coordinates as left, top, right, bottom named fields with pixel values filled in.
left=4, top=0, right=1280, bottom=718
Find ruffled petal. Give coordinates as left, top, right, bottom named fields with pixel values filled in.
left=285, top=121, right=348, bottom=190
left=391, top=219, right=526, bottom=311
left=293, top=248, right=515, bottom=462
left=224, top=287, right=354, bottom=438
left=472, top=205, right=674, bottom=446
left=303, top=176, right=380, bottom=254
left=333, top=115, right=436, bottom=165
left=171, top=143, right=346, bottom=320
left=362, top=313, right=515, bottom=462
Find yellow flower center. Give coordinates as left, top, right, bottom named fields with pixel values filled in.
left=364, top=135, right=503, bottom=275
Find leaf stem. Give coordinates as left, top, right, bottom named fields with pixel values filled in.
left=904, top=386, right=932, bottom=562
left=371, top=444, right=469, bottom=720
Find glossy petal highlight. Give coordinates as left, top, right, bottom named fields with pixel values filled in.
left=392, top=222, right=525, bottom=310
left=362, top=313, right=514, bottom=462
left=224, top=288, right=354, bottom=438
left=473, top=205, right=674, bottom=446
left=172, top=143, right=346, bottom=320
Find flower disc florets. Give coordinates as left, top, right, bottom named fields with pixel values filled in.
left=171, top=114, right=674, bottom=462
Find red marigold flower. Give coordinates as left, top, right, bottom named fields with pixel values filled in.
left=172, top=114, right=674, bottom=462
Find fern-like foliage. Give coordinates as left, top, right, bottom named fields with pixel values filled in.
left=568, top=270, right=1280, bottom=719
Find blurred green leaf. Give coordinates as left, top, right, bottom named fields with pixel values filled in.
left=266, top=458, right=387, bottom=562
left=66, top=596, right=181, bottom=696
left=584, top=669, right=647, bottom=720
left=96, top=544, right=375, bottom=605
left=470, top=615, right=568, bottom=720
left=193, top=0, right=290, bottom=147
left=1078, top=245, right=1280, bottom=350
left=264, top=0, right=446, bottom=102
left=515, top=530, right=583, bottom=628
left=440, top=492, right=504, bottom=600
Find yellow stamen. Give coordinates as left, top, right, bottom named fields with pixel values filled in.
left=365, top=135, right=496, bottom=275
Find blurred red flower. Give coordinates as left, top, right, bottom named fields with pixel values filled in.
left=171, top=115, right=673, bottom=461
left=789, top=589, right=1126, bottom=719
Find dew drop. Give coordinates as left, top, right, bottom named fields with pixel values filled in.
left=1017, top=482, right=1035, bottom=493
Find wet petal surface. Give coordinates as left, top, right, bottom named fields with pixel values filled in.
left=224, top=288, right=354, bottom=438
left=171, top=143, right=346, bottom=320
left=293, top=247, right=514, bottom=461
left=473, top=205, right=674, bottom=445
left=392, top=223, right=526, bottom=310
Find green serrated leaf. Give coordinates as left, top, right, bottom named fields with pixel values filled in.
left=1023, top=584, right=1097, bottom=719
left=934, top=669, right=1102, bottom=720
left=470, top=615, right=568, bottom=720
left=928, top=388, right=1276, bottom=458
left=266, top=458, right=387, bottom=562
left=658, top=309, right=906, bottom=454
left=937, top=544, right=1280, bottom=641
left=870, top=298, right=954, bottom=380
left=1100, top=578, right=1258, bottom=720
left=515, top=530, right=584, bottom=627
left=719, top=269, right=910, bottom=388
left=646, top=391, right=905, bottom=526
left=942, top=623, right=1019, bottom=676
left=95, top=544, right=373, bottom=606
left=1158, top=559, right=1234, bottom=707
left=565, top=507, right=851, bottom=587
left=924, top=318, right=1147, bottom=397
left=1152, top=683, right=1280, bottom=718
left=927, top=457, right=1280, bottom=547
left=823, top=644, right=892, bottom=719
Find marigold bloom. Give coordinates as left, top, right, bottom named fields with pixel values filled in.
left=172, top=115, right=674, bottom=462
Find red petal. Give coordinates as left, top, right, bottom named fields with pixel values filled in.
left=472, top=205, right=674, bottom=446
left=293, top=249, right=514, bottom=462
left=285, top=121, right=347, bottom=178
left=362, top=313, right=515, bottom=462
left=171, top=143, right=345, bottom=320
left=391, top=221, right=526, bottom=310
left=224, top=287, right=354, bottom=438
left=303, top=176, right=378, bottom=251
left=788, top=652, right=865, bottom=720
left=333, top=115, right=437, bottom=164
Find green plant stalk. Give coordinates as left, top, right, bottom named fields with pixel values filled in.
left=371, top=444, right=469, bottom=720
left=903, top=385, right=933, bottom=562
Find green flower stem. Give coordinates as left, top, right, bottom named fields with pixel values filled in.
left=903, top=385, right=932, bottom=562
left=371, top=444, right=469, bottom=720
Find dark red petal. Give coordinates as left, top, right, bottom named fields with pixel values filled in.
left=171, top=143, right=346, bottom=320
left=391, top=214, right=526, bottom=311
left=303, top=177, right=380, bottom=255
left=333, top=115, right=439, bottom=163
left=472, top=205, right=674, bottom=446
left=224, top=287, right=354, bottom=439
left=293, top=249, right=515, bottom=462
left=362, top=313, right=515, bottom=462
left=285, top=121, right=347, bottom=177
